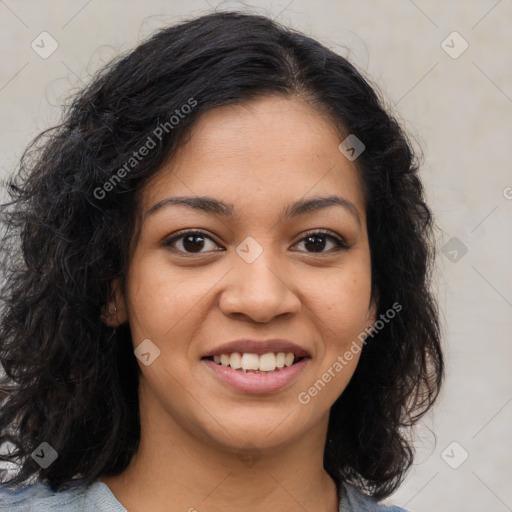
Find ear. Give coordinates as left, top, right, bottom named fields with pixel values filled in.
left=366, top=292, right=378, bottom=332
left=101, top=277, right=128, bottom=327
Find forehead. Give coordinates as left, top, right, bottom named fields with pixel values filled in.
left=140, top=95, right=366, bottom=219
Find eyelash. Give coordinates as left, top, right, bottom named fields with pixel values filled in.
left=162, top=229, right=349, bottom=255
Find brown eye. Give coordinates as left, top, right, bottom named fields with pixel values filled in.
left=163, top=231, right=221, bottom=254
left=293, top=230, right=349, bottom=253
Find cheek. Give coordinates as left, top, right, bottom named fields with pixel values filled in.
left=307, top=266, right=372, bottom=351
left=123, top=256, right=189, bottom=341
left=299, top=267, right=371, bottom=409
left=124, top=255, right=221, bottom=349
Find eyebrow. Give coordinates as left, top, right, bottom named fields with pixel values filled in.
left=145, top=194, right=361, bottom=226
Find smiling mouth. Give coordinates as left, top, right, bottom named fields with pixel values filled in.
left=202, top=352, right=307, bottom=374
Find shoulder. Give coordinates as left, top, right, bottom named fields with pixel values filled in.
left=340, top=482, right=411, bottom=512
left=0, top=480, right=126, bottom=512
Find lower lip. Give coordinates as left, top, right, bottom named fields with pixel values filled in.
left=202, top=358, right=309, bottom=394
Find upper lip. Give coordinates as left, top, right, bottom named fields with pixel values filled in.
left=201, top=339, right=311, bottom=358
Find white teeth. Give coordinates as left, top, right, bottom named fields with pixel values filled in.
left=229, top=352, right=242, bottom=369
left=210, top=351, right=299, bottom=372
left=241, top=353, right=259, bottom=371
left=259, top=353, right=276, bottom=372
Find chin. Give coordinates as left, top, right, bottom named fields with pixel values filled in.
left=202, top=407, right=313, bottom=452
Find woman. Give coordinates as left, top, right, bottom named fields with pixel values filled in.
left=0, top=11, right=443, bottom=512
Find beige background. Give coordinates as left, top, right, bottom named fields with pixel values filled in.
left=1, top=1, right=511, bottom=511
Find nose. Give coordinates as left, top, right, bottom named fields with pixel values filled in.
left=218, top=250, right=301, bottom=323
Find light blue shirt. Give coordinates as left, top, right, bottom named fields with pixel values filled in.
left=0, top=479, right=410, bottom=511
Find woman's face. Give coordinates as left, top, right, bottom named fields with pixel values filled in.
left=113, top=95, right=376, bottom=453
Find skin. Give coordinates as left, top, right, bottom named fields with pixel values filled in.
left=100, top=95, right=376, bottom=512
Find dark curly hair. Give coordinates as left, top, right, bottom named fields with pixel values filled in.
left=0, top=11, right=443, bottom=501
